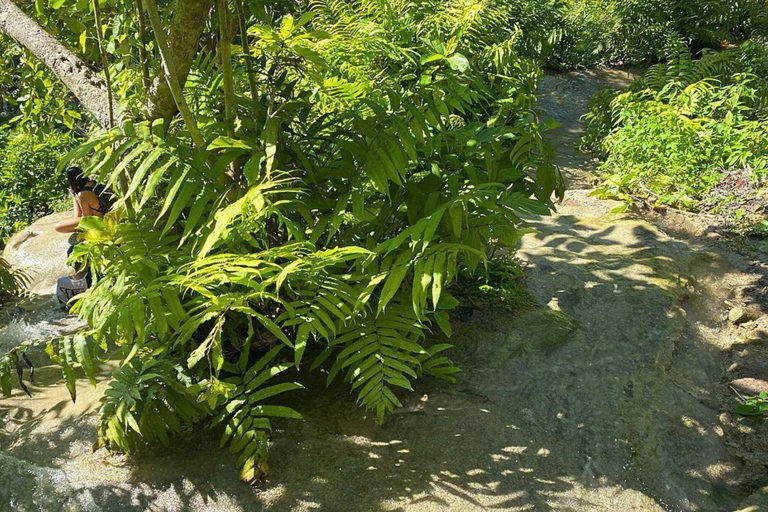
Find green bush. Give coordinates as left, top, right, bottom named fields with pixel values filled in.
left=0, top=0, right=563, bottom=482
left=553, top=0, right=763, bottom=67
left=0, top=256, right=26, bottom=300
left=456, top=254, right=537, bottom=312
left=583, top=40, right=768, bottom=210
left=0, top=130, right=77, bottom=245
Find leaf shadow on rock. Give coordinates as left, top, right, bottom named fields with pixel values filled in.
left=0, top=213, right=755, bottom=512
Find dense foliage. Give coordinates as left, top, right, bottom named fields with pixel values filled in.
left=583, top=39, right=768, bottom=211
left=553, top=0, right=766, bottom=67
left=1, top=0, right=766, bottom=485
left=0, top=33, right=84, bottom=246
left=0, top=256, right=26, bottom=299
left=0, top=0, right=562, bottom=481
left=0, top=130, right=76, bottom=244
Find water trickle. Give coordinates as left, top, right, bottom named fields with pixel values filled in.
left=0, top=296, right=84, bottom=353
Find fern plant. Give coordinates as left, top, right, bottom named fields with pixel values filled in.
left=2, top=0, right=562, bottom=482
left=0, top=256, right=27, bottom=300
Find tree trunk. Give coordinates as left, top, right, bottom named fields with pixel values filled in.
left=142, top=0, right=205, bottom=149
left=145, top=0, right=213, bottom=121
left=0, top=0, right=211, bottom=126
left=0, top=0, right=119, bottom=128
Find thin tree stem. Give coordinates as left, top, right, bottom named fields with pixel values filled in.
left=218, top=0, right=236, bottom=132
left=92, top=0, right=132, bottom=214
left=142, top=0, right=206, bottom=149
left=219, top=0, right=243, bottom=183
left=91, top=0, right=114, bottom=129
left=135, top=0, right=152, bottom=96
left=235, top=0, right=258, bottom=101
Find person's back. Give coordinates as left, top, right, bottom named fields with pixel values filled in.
left=54, top=166, right=106, bottom=234
left=80, top=182, right=115, bottom=216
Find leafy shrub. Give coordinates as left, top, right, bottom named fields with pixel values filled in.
left=553, top=0, right=763, bottom=67
left=583, top=40, right=768, bottom=210
left=0, top=130, right=77, bottom=245
left=456, top=254, right=537, bottom=312
left=0, top=256, right=26, bottom=300
left=735, top=391, right=768, bottom=416
left=428, top=0, right=568, bottom=60
left=0, top=0, right=565, bottom=482
left=0, top=36, right=85, bottom=135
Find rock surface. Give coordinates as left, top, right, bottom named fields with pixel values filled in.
left=731, top=378, right=768, bottom=396
left=736, top=486, right=768, bottom=512
left=729, top=306, right=760, bottom=325
left=3, top=212, right=75, bottom=295
left=0, top=71, right=762, bottom=511
left=536, top=69, right=637, bottom=189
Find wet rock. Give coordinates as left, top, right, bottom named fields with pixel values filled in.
left=2, top=212, right=74, bottom=295
left=726, top=343, right=768, bottom=378
left=731, top=378, right=768, bottom=396
left=516, top=201, right=744, bottom=511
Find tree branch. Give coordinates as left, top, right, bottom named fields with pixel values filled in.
left=0, top=0, right=120, bottom=129
left=142, top=0, right=205, bottom=149
left=144, top=0, right=213, bottom=121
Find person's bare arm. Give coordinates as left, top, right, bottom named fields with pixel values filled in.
left=54, top=217, right=80, bottom=233
left=73, top=195, right=82, bottom=217
left=55, top=195, right=85, bottom=233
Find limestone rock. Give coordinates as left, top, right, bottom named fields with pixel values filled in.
left=736, top=486, right=768, bottom=512
left=729, top=306, right=760, bottom=325
left=2, top=212, right=75, bottom=296
left=731, top=378, right=768, bottom=396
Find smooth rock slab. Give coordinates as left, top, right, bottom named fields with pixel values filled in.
left=3, top=212, right=74, bottom=295
left=731, top=378, right=768, bottom=396
left=515, top=191, right=743, bottom=511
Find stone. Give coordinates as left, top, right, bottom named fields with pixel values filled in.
left=729, top=306, right=760, bottom=325
left=2, top=212, right=75, bottom=296
left=731, top=378, right=768, bottom=396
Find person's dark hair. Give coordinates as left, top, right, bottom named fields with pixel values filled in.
left=66, top=166, right=89, bottom=193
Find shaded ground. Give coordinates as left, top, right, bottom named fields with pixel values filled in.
left=2, top=70, right=767, bottom=511
left=537, top=68, right=637, bottom=189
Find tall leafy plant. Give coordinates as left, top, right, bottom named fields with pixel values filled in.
left=583, top=40, right=768, bottom=210
left=0, top=130, right=77, bottom=244
left=553, top=0, right=764, bottom=67
left=1, top=0, right=562, bottom=482
left=0, top=256, right=26, bottom=299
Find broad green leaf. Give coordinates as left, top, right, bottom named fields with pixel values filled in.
left=446, top=53, right=469, bottom=72
left=208, top=136, right=253, bottom=151
left=73, top=334, right=97, bottom=386
left=378, top=266, right=408, bottom=314
left=251, top=405, right=303, bottom=419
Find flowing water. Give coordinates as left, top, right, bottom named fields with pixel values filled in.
left=0, top=296, right=84, bottom=353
